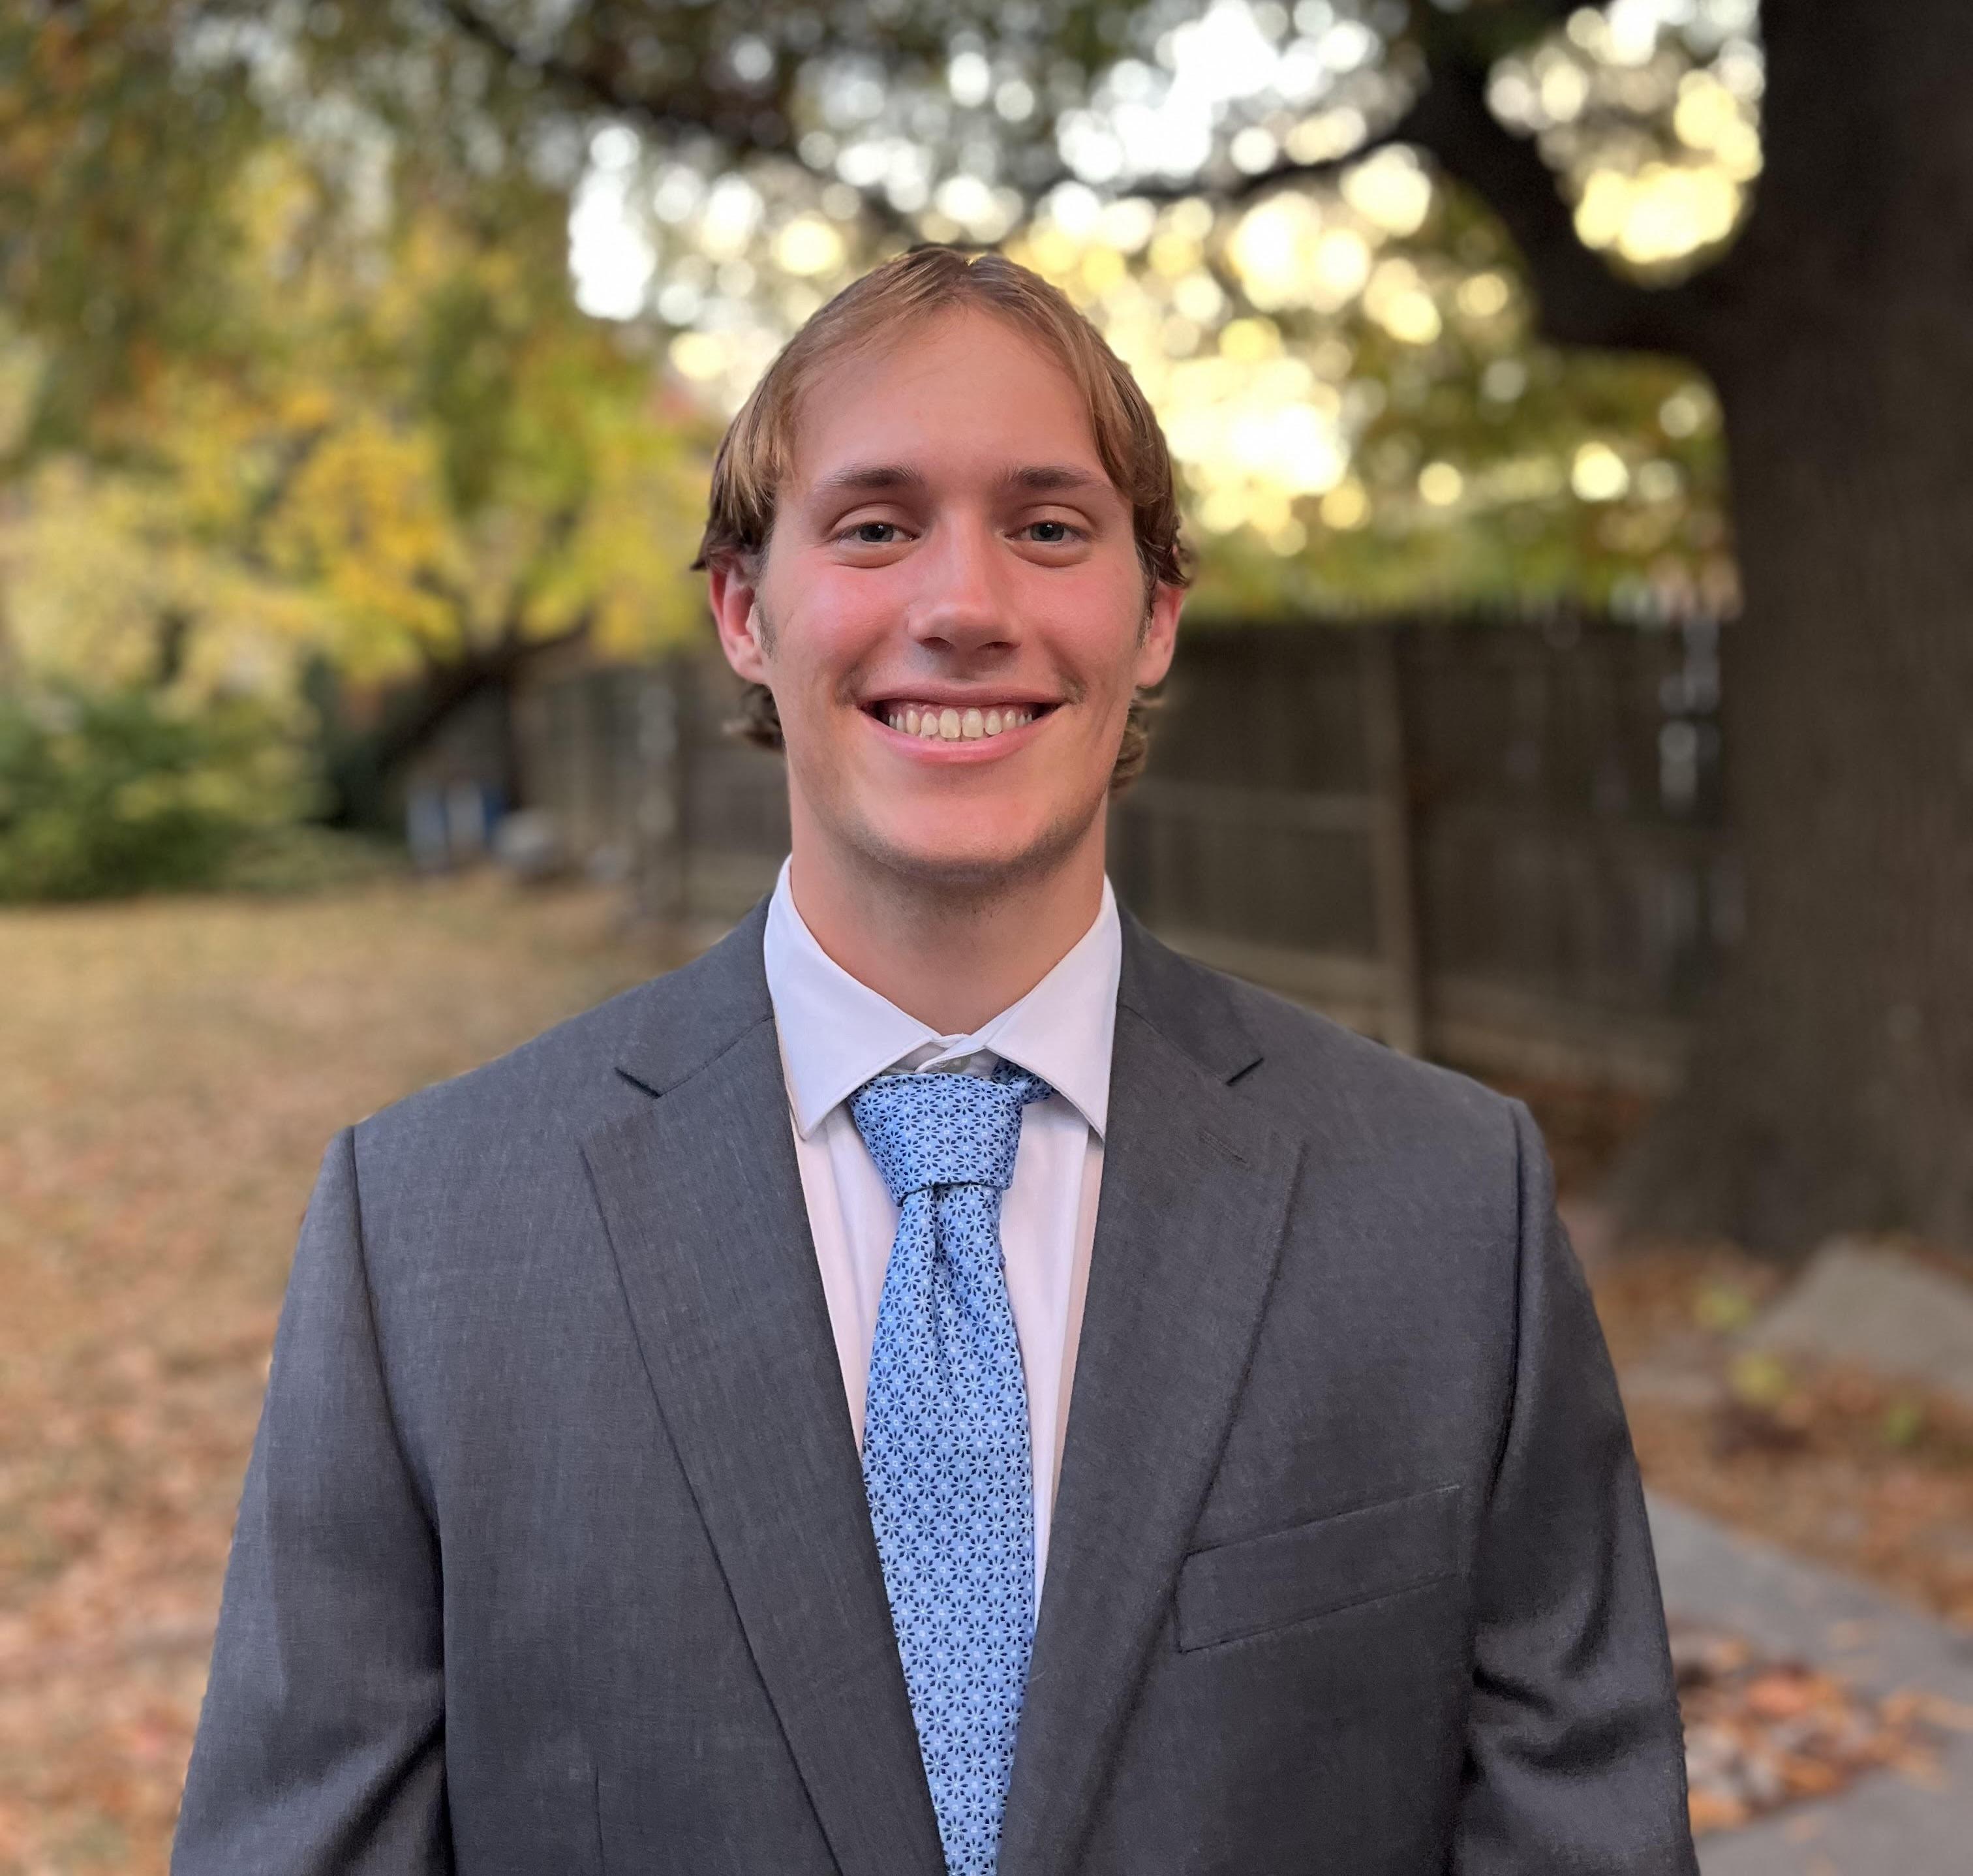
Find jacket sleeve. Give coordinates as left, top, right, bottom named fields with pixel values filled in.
left=173, top=1127, right=450, bottom=1875
left=1449, top=1101, right=1697, bottom=1875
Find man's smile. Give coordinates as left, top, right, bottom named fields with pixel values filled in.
left=861, top=698, right=1060, bottom=743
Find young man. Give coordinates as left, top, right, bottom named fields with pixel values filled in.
left=176, top=249, right=1696, bottom=1875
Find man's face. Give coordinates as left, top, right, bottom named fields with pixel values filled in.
left=711, top=309, right=1182, bottom=894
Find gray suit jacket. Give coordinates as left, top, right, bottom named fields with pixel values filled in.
left=174, top=900, right=1696, bottom=1875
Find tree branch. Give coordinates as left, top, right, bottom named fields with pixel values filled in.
left=426, top=1, right=1739, bottom=360
left=427, top=0, right=919, bottom=241
left=363, top=609, right=595, bottom=782
left=1126, top=93, right=1429, bottom=208
left=1210, top=54, right=1730, bottom=360
left=1413, top=0, right=1586, bottom=65
left=431, top=0, right=761, bottom=147
left=1403, top=55, right=1724, bottom=357
left=412, top=562, right=476, bottom=623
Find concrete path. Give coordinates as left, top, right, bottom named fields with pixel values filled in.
left=1647, top=1493, right=1973, bottom=1875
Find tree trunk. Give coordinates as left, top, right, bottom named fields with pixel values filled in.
left=1610, top=0, right=1973, bottom=1251
left=317, top=619, right=591, bottom=829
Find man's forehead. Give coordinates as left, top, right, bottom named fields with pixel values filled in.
left=784, top=307, right=1114, bottom=496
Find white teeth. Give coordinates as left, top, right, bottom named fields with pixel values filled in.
left=977, top=707, right=1038, bottom=735
left=884, top=703, right=1040, bottom=737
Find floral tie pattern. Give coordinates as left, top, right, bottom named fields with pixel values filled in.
left=848, top=1060, right=1052, bottom=1876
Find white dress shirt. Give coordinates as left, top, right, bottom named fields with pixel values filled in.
left=761, top=859, right=1119, bottom=1607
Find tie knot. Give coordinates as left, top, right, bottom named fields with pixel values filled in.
left=847, top=1061, right=1053, bottom=1203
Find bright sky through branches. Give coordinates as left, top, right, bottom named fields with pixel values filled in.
left=558, top=0, right=1752, bottom=601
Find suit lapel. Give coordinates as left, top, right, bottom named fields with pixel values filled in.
left=580, top=910, right=944, bottom=1876
left=997, top=916, right=1304, bottom=1876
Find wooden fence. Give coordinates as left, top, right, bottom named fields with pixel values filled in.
left=513, top=613, right=1732, bottom=1092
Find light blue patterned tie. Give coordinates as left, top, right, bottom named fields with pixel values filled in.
left=848, top=1060, right=1052, bottom=1876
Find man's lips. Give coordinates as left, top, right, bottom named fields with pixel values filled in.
left=863, top=700, right=1058, bottom=745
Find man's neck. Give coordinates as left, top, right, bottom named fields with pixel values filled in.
left=786, top=835, right=1108, bottom=1037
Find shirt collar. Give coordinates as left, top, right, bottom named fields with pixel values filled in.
left=761, top=859, right=1120, bottom=1142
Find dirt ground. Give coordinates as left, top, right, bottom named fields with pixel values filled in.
left=1494, top=1080, right=1973, bottom=1638
left=0, top=876, right=671, bottom=1875
left=1593, top=1247, right=1973, bottom=1635
left=2, top=876, right=1969, bottom=1872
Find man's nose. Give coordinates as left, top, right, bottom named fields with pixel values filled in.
left=906, top=519, right=1015, bottom=654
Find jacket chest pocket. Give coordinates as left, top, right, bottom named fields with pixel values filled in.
left=1174, top=1483, right=1463, bottom=1652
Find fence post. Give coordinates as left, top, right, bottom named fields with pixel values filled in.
left=632, top=654, right=693, bottom=924
left=1361, top=624, right=1427, bottom=1056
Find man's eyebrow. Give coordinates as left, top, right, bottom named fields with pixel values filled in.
left=809, top=463, right=930, bottom=498
left=804, top=461, right=1114, bottom=504
left=998, top=464, right=1112, bottom=497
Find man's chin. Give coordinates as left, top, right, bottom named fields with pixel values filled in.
left=844, top=804, right=1102, bottom=900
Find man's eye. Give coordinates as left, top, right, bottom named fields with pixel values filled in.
left=1026, top=520, right=1077, bottom=544
left=847, top=521, right=899, bottom=544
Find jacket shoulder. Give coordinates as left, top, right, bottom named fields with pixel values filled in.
left=350, top=975, right=657, bottom=1173
left=350, top=904, right=773, bottom=1171
left=1137, top=934, right=1522, bottom=1175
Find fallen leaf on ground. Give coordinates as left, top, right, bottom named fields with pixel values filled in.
left=1671, top=1620, right=1936, bottom=1836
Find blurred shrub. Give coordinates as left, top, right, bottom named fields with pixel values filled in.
left=218, top=822, right=405, bottom=896
left=0, top=686, right=309, bottom=901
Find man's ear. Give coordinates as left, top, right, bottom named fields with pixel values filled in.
left=709, top=560, right=771, bottom=685
left=1133, top=580, right=1184, bottom=691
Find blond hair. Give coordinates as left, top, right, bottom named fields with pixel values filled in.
left=695, top=245, right=1188, bottom=787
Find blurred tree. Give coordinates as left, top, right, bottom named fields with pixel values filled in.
left=230, top=175, right=716, bottom=819
left=4, top=1, right=1968, bottom=1252
left=0, top=50, right=714, bottom=822
left=0, top=0, right=264, bottom=452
